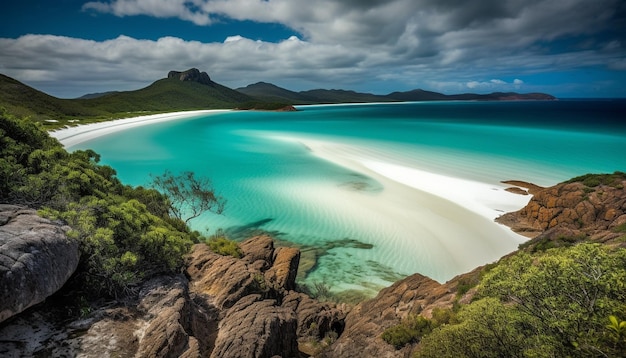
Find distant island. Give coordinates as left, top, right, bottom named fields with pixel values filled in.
left=0, top=68, right=555, bottom=129
left=236, top=80, right=556, bottom=104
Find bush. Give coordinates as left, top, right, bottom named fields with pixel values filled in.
left=207, top=237, right=242, bottom=258
left=382, top=315, right=433, bottom=349
left=567, top=172, right=626, bottom=188
left=417, top=244, right=626, bottom=357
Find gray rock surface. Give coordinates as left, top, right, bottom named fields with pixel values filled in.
left=0, top=204, right=78, bottom=323
left=167, top=68, right=213, bottom=86
left=211, top=294, right=299, bottom=358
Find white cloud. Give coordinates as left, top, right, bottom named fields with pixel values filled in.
left=224, top=35, right=244, bottom=43
left=83, top=0, right=214, bottom=25
left=0, top=34, right=370, bottom=97
left=3, top=0, right=625, bottom=97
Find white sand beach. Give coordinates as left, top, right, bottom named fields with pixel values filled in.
left=50, top=110, right=229, bottom=147
left=268, top=135, right=532, bottom=281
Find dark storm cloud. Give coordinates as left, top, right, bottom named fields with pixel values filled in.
left=1, top=0, right=624, bottom=97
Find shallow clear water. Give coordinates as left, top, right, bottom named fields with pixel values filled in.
left=68, top=100, right=626, bottom=297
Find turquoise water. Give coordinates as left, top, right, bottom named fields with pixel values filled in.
left=68, top=100, right=626, bottom=297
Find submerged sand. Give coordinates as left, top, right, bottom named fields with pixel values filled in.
left=267, top=135, right=532, bottom=281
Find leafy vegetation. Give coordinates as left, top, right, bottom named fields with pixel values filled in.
left=518, top=233, right=586, bottom=253
left=382, top=315, right=434, bottom=349
left=416, top=243, right=626, bottom=357
left=566, top=171, right=626, bottom=188
left=381, top=307, right=457, bottom=350
left=150, top=170, right=225, bottom=224
left=206, top=236, right=242, bottom=258
left=1, top=111, right=211, bottom=297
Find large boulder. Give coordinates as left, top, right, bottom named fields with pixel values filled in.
left=186, top=243, right=260, bottom=309
left=264, top=247, right=300, bottom=292
left=211, top=294, right=299, bottom=358
left=0, top=205, right=78, bottom=323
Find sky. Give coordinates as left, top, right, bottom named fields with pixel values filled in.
left=1, top=0, right=625, bottom=98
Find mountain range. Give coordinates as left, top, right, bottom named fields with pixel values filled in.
left=0, top=68, right=556, bottom=128
left=236, top=81, right=556, bottom=104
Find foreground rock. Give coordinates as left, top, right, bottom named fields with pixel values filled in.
left=0, top=235, right=345, bottom=357
left=0, top=204, right=77, bottom=323
left=187, top=235, right=345, bottom=357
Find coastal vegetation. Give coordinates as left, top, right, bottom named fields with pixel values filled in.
left=0, top=110, right=219, bottom=297
left=379, top=242, right=626, bottom=357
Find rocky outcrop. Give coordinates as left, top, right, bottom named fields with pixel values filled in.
left=186, top=235, right=302, bottom=308
left=134, top=275, right=215, bottom=358
left=168, top=68, right=213, bottom=86
left=496, top=175, right=626, bottom=243
left=211, top=295, right=299, bottom=358
left=0, top=235, right=345, bottom=357
left=76, top=274, right=216, bottom=358
left=320, top=269, right=479, bottom=358
left=265, top=247, right=300, bottom=291
left=186, top=235, right=345, bottom=357
left=0, top=274, right=217, bottom=357
left=0, top=204, right=78, bottom=323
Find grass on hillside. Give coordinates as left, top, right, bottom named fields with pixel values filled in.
left=0, top=75, right=253, bottom=130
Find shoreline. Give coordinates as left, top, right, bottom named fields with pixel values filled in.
left=268, top=135, right=532, bottom=281
left=274, top=135, right=533, bottom=222
left=50, top=110, right=230, bottom=147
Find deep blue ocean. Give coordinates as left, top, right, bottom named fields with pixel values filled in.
left=68, top=100, right=626, bottom=298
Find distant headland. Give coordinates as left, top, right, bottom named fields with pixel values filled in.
left=0, top=68, right=555, bottom=128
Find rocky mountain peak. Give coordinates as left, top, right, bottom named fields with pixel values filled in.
left=167, top=68, right=213, bottom=86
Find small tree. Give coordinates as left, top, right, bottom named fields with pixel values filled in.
left=150, top=170, right=225, bottom=224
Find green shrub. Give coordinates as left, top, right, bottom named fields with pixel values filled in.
left=417, top=244, right=626, bottom=357
left=207, top=237, right=242, bottom=258
left=2, top=113, right=202, bottom=298
left=567, top=172, right=626, bottom=188
left=382, top=315, right=433, bottom=349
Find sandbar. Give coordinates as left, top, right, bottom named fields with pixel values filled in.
left=268, top=135, right=532, bottom=281
left=50, top=110, right=229, bottom=147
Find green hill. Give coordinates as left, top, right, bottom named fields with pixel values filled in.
left=237, top=82, right=557, bottom=104
left=237, top=82, right=395, bottom=104
left=236, top=82, right=316, bottom=104
left=0, top=74, right=105, bottom=122
left=0, top=69, right=253, bottom=129
left=81, top=77, right=251, bottom=113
